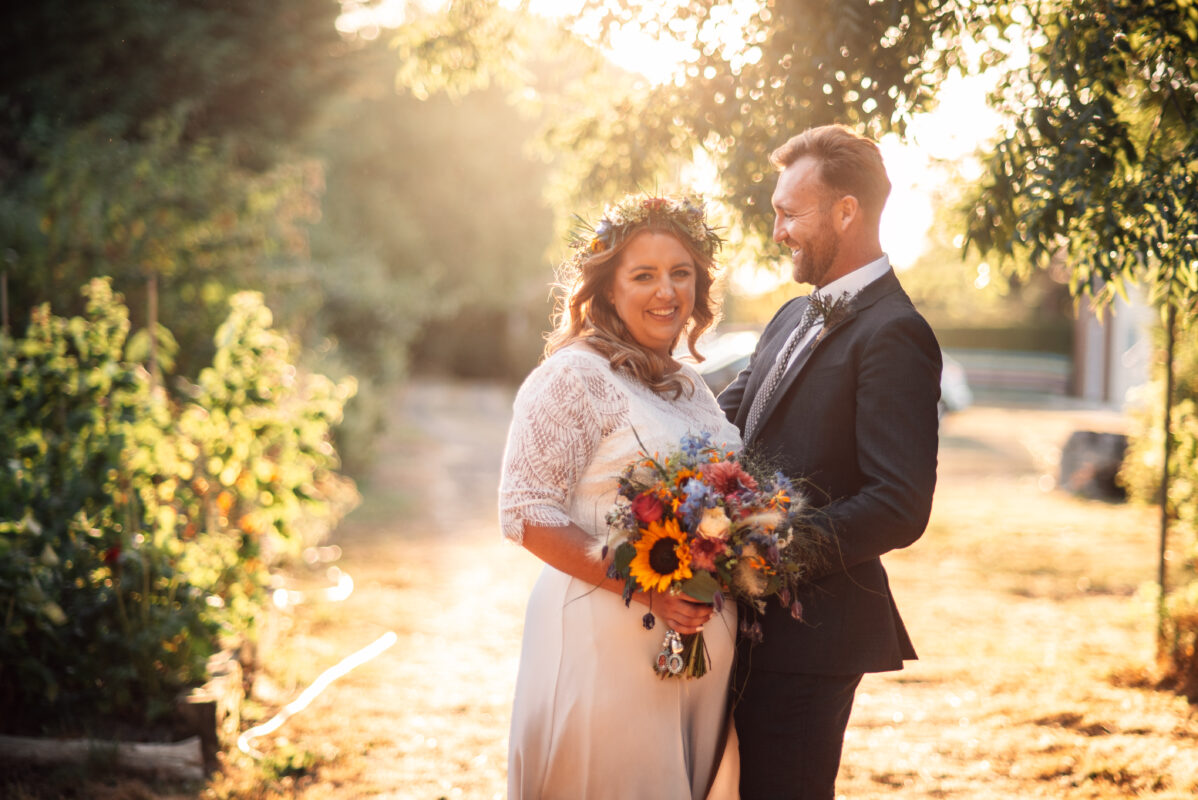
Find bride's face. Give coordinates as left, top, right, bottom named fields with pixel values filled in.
left=607, top=230, right=696, bottom=359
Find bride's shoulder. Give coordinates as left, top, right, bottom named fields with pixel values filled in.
left=515, top=345, right=622, bottom=406
left=547, top=342, right=611, bottom=368
left=527, top=344, right=614, bottom=384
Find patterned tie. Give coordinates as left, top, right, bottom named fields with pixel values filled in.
left=744, top=303, right=820, bottom=442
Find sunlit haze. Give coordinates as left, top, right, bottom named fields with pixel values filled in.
left=339, top=1, right=1005, bottom=285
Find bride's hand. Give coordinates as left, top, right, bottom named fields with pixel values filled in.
left=653, top=593, right=714, bottom=634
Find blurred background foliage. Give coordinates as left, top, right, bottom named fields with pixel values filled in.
left=958, top=0, right=1198, bottom=686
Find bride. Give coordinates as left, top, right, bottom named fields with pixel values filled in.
left=499, top=193, right=741, bottom=799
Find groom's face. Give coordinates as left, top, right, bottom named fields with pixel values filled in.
left=771, top=157, right=842, bottom=288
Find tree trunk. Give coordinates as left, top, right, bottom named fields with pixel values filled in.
left=1157, top=301, right=1176, bottom=660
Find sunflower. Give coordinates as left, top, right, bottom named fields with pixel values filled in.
left=629, top=518, right=693, bottom=593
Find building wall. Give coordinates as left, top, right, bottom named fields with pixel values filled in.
left=1073, top=289, right=1154, bottom=408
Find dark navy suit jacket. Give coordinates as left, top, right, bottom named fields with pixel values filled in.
left=718, top=268, right=941, bottom=674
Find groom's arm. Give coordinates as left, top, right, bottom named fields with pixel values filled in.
left=808, top=312, right=941, bottom=579
left=718, top=297, right=801, bottom=424
left=717, top=364, right=750, bottom=423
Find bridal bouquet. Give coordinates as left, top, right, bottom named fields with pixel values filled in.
left=603, top=432, right=828, bottom=679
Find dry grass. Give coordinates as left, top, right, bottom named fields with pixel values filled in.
left=836, top=404, right=1198, bottom=800
left=9, top=385, right=1198, bottom=799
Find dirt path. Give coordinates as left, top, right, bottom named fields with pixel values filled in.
left=220, top=383, right=1198, bottom=800
left=220, top=380, right=534, bottom=800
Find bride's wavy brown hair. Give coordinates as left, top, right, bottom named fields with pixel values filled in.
left=545, top=227, right=720, bottom=399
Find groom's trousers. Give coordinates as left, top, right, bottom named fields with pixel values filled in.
left=733, top=667, right=863, bottom=800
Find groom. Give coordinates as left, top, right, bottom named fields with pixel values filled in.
left=719, top=125, right=941, bottom=799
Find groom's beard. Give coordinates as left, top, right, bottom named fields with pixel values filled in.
left=791, top=216, right=841, bottom=287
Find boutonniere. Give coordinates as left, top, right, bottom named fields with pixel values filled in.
left=809, top=291, right=855, bottom=344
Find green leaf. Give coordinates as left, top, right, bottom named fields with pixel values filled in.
left=679, top=571, right=721, bottom=603
left=613, top=541, right=636, bottom=576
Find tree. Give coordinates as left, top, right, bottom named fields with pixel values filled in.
left=546, top=0, right=991, bottom=235
left=0, top=0, right=351, bottom=374
left=17, top=117, right=321, bottom=377
left=962, top=0, right=1198, bottom=678
left=0, top=0, right=350, bottom=161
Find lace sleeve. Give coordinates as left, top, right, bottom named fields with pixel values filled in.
left=498, top=352, right=626, bottom=543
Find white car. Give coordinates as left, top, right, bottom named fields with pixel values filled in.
left=688, top=331, right=972, bottom=418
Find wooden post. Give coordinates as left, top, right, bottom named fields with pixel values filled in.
left=176, top=651, right=243, bottom=773
left=0, top=734, right=204, bottom=780
left=1157, top=301, right=1176, bottom=660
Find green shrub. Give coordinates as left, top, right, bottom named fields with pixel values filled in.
left=0, top=279, right=356, bottom=735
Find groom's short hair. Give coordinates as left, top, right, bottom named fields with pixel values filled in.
left=770, top=125, right=891, bottom=228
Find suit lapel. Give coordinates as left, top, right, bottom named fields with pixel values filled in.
left=746, top=269, right=903, bottom=445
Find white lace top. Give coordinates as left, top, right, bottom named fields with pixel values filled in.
left=499, top=344, right=742, bottom=547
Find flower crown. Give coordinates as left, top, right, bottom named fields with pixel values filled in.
left=566, top=192, right=723, bottom=270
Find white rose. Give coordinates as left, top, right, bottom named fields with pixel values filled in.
left=696, top=507, right=732, bottom=540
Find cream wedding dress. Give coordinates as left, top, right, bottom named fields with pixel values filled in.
left=499, top=344, right=742, bottom=800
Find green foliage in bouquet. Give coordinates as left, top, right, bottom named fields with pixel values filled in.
left=1121, top=318, right=1198, bottom=697
left=0, top=279, right=356, bottom=735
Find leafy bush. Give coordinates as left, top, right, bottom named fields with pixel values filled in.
left=1121, top=317, right=1198, bottom=697
left=0, top=280, right=356, bottom=735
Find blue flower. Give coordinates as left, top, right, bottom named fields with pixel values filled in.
left=678, top=477, right=714, bottom=528
left=595, top=218, right=614, bottom=245
left=680, top=432, right=712, bottom=459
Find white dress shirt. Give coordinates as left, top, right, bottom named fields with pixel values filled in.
left=783, top=254, right=891, bottom=369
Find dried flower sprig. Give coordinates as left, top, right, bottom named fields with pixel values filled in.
left=810, top=291, right=856, bottom=344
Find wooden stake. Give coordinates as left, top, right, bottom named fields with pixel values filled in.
left=1157, top=301, right=1176, bottom=660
